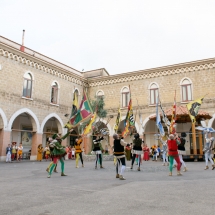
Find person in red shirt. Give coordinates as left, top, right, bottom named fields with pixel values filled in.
left=167, top=133, right=182, bottom=176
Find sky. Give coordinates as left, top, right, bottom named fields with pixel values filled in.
left=1, top=0, right=215, bottom=75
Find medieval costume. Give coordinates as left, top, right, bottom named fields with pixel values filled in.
left=47, top=131, right=70, bottom=178
left=203, top=133, right=215, bottom=170
left=93, top=136, right=104, bottom=169
left=37, top=144, right=43, bottom=161
left=143, top=144, right=150, bottom=161
left=113, top=134, right=127, bottom=180
left=17, top=144, right=23, bottom=161
left=131, top=133, right=143, bottom=171
left=159, top=137, right=168, bottom=166
left=75, top=137, right=84, bottom=168
left=125, top=144, right=131, bottom=161
left=44, top=146, right=50, bottom=161
left=167, top=134, right=182, bottom=176
left=11, top=143, right=17, bottom=161
left=178, top=136, right=187, bottom=171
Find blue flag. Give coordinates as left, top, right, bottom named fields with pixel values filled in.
left=156, top=96, right=165, bottom=136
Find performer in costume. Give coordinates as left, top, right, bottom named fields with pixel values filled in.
left=75, top=137, right=84, bottom=168
left=131, top=133, right=143, bottom=171
left=143, top=144, right=150, bottom=161
left=159, top=137, right=168, bottom=166
left=125, top=144, right=131, bottom=161
left=167, top=134, right=182, bottom=176
left=47, top=131, right=71, bottom=178
left=17, top=143, right=23, bottom=161
left=178, top=133, right=187, bottom=172
left=93, top=134, right=104, bottom=169
left=37, top=144, right=43, bottom=161
left=203, top=132, right=215, bottom=170
left=113, top=134, right=128, bottom=180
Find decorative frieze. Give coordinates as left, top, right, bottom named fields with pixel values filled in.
left=0, top=48, right=88, bottom=87
left=89, top=62, right=215, bottom=87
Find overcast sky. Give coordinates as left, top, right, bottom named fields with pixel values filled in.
left=1, top=0, right=215, bottom=75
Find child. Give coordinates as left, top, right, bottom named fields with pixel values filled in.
left=17, top=143, right=23, bottom=161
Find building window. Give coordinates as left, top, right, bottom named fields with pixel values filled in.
left=96, top=90, right=104, bottom=99
left=181, top=79, right=192, bottom=102
left=121, top=87, right=129, bottom=107
left=23, top=73, right=32, bottom=98
left=149, top=83, right=158, bottom=105
left=51, top=82, right=58, bottom=104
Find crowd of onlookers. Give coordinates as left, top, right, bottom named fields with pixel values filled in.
left=6, top=142, right=24, bottom=162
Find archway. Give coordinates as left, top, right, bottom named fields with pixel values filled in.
left=10, top=111, right=38, bottom=159
left=41, top=115, right=64, bottom=148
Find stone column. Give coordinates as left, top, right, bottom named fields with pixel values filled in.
left=0, top=130, right=11, bottom=161
left=31, top=133, right=43, bottom=160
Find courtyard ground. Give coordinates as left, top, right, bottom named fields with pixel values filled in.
left=0, top=159, right=215, bottom=215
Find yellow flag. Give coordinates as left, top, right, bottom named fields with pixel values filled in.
left=114, top=107, right=121, bottom=132
left=83, top=113, right=97, bottom=135
left=186, top=97, right=204, bottom=123
left=71, top=91, right=78, bottom=117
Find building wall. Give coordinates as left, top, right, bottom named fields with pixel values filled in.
left=1, top=37, right=215, bottom=159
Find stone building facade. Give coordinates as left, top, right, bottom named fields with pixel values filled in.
left=0, top=36, right=215, bottom=160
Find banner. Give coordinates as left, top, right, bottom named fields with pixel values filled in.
left=156, top=96, right=165, bottom=136
left=186, top=97, right=204, bottom=123
left=114, top=107, right=121, bottom=132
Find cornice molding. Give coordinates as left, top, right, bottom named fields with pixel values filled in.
left=88, top=59, right=215, bottom=87
left=0, top=46, right=88, bottom=87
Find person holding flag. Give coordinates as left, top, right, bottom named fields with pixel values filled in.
left=113, top=133, right=128, bottom=180
left=74, top=137, right=84, bottom=168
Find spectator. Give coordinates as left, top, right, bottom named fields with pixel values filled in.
left=6, top=144, right=12, bottom=163
left=37, top=144, right=43, bottom=161
left=17, top=143, right=23, bottom=161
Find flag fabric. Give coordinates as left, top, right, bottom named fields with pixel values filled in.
left=114, top=107, right=121, bottom=132
left=83, top=113, right=97, bottom=135
left=160, top=100, right=171, bottom=130
left=71, top=90, right=78, bottom=117
left=122, top=99, right=135, bottom=137
left=156, top=97, right=165, bottom=136
left=169, top=91, right=177, bottom=134
left=69, top=89, right=93, bottom=127
left=186, top=97, right=204, bottom=123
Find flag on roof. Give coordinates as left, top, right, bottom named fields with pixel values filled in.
left=186, top=97, right=204, bottom=123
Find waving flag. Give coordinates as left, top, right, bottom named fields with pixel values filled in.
left=186, top=97, right=204, bottom=123
left=114, top=106, right=121, bottom=132
left=160, top=100, right=171, bottom=131
left=156, top=96, right=165, bottom=136
left=67, top=89, right=93, bottom=128
left=170, top=91, right=176, bottom=134
left=83, top=113, right=97, bottom=135
left=71, top=90, right=78, bottom=117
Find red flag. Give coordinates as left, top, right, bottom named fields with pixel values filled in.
left=170, top=91, right=176, bottom=134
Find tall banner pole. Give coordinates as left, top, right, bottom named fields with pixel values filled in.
left=192, top=123, right=197, bottom=155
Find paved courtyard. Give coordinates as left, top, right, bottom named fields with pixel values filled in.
left=0, top=159, right=215, bottom=215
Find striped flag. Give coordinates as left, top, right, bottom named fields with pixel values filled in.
left=160, top=100, right=171, bottom=131
left=156, top=96, right=165, bottom=136
left=170, top=91, right=176, bottom=134
left=114, top=106, right=121, bottom=132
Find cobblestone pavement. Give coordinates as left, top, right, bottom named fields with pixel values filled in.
left=0, top=159, right=215, bottom=215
